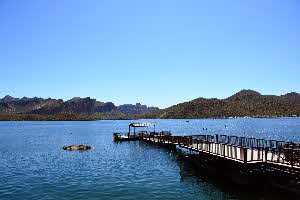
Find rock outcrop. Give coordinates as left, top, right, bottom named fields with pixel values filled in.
left=117, top=103, right=159, bottom=115
left=62, top=145, right=93, bottom=151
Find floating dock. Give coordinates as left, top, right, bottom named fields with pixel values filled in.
left=114, top=123, right=300, bottom=195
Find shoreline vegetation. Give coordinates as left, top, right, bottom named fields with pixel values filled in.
left=0, top=113, right=96, bottom=121
left=0, top=113, right=298, bottom=121
left=1, top=90, right=299, bottom=121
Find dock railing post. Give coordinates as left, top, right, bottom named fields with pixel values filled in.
left=243, top=147, right=248, bottom=163
left=264, top=147, right=268, bottom=162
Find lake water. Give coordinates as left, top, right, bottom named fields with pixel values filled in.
left=0, top=118, right=299, bottom=200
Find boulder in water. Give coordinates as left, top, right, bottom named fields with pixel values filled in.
left=62, top=145, right=93, bottom=151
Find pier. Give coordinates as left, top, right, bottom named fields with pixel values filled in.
left=114, top=123, right=300, bottom=194
left=142, top=133, right=300, bottom=168
left=114, top=123, right=300, bottom=169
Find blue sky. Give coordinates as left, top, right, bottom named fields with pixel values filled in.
left=0, top=0, right=299, bottom=108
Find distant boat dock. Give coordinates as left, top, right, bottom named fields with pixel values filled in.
left=114, top=123, right=300, bottom=194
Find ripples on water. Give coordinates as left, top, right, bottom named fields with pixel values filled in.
left=0, top=118, right=299, bottom=200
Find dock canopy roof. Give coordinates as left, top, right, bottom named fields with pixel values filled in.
left=129, top=123, right=155, bottom=127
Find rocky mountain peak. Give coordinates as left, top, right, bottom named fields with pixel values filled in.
left=1, top=95, right=19, bottom=102
left=282, top=92, right=300, bottom=102
left=227, top=90, right=262, bottom=100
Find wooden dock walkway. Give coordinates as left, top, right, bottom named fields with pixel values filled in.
left=114, top=125, right=300, bottom=194
left=138, top=133, right=300, bottom=169
left=114, top=131, right=300, bottom=169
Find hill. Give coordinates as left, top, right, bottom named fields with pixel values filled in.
left=133, top=90, right=300, bottom=119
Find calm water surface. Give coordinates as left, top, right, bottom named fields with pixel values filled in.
left=0, top=118, right=300, bottom=200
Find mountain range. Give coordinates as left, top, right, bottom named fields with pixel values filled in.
left=0, top=96, right=159, bottom=119
left=0, top=90, right=299, bottom=120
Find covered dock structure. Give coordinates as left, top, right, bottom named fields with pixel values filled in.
left=114, top=123, right=170, bottom=141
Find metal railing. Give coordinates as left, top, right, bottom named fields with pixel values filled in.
left=141, top=134, right=300, bottom=167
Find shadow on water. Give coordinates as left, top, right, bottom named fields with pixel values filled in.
left=178, top=159, right=299, bottom=200
left=136, top=141, right=297, bottom=200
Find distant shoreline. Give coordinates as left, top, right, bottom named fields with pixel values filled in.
left=0, top=114, right=298, bottom=121
left=0, top=113, right=96, bottom=121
